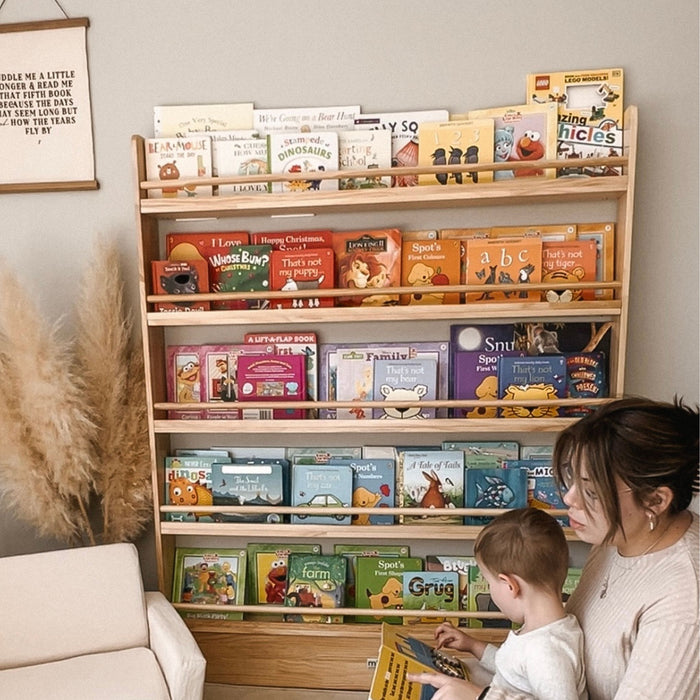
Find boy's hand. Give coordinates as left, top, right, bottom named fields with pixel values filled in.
left=407, top=672, right=483, bottom=700
left=434, top=621, right=473, bottom=652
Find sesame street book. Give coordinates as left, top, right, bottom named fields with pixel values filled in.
left=144, top=136, right=213, bottom=198
left=166, top=345, right=205, bottom=419
left=372, top=358, right=438, bottom=420
left=464, top=466, right=528, bottom=527
left=283, top=553, right=347, bottom=623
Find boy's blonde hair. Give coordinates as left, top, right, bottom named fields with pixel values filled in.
left=474, top=507, right=568, bottom=594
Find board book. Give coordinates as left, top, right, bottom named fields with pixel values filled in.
left=425, top=556, right=474, bottom=617
left=563, top=351, right=608, bottom=417
left=337, top=129, right=392, bottom=189
left=441, top=441, right=520, bottom=467
left=151, top=260, right=210, bottom=312
left=153, top=102, right=254, bottom=137
left=464, top=466, right=528, bottom=526
left=214, top=243, right=271, bottom=309
left=211, top=137, right=269, bottom=195
left=503, top=458, right=568, bottom=526
left=253, top=105, right=360, bottom=135
left=577, top=222, right=615, bottom=300
left=290, top=463, right=353, bottom=524
left=166, top=345, right=204, bottom=419
left=402, top=570, right=460, bottom=625
left=144, top=136, right=212, bottom=198
left=372, top=358, right=438, bottom=420
left=284, top=553, right=347, bottom=623
left=331, top=458, right=396, bottom=525
left=498, top=355, right=566, bottom=418
left=467, top=564, right=513, bottom=630
left=250, top=229, right=333, bottom=250
left=541, top=238, right=598, bottom=301
left=400, top=238, right=461, bottom=306
left=286, top=446, right=363, bottom=464
left=270, top=247, right=334, bottom=309
left=267, top=131, right=339, bottom=193
left=164, top=454, right=229, bottom=522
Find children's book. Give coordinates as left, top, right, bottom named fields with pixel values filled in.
left=464, top=466, right=528, bottom=526
left=283, top=553, right=347, bottom=623
left=368, top=623, right=470, bottom=700
left=400, top=238, right=461, bottom=306
left=211, top=137, right=269, bottom=195
left=372, top=358, right=438, bottom=420
left=563, top=568, right=582, bottom=603
left=425, top=555, right=474, bottom=618
left=402, top=570, right=460, bottom=625
left=490, top=223, right=577, bottom=242
left=253, top=105, right=360, bottom=135
left=577, top=222, right=615, bottom=300
left=165, top=345, right=204, bottom=419
left=331, top=458, right=395, bottom=525
left=461, top=454, right=501, bottom=470
left=267, top=131, right=339, bottom=193
left=171, top=547, right=246, bottom=621
left=417, top=118, right=495, bottom=186
left=504, top=458, right=567, bottom=526
left=290, top=463, right=353, bottom=524
left=215, top=243, right=272, bottom=310
left=286, top=446, right=363, bottom=464
left=498, top=355, right=566, bottom=418
left=337, top=129, right=392, bottom=189
left=441, top=441, right=520, bottom=467
left=151, top=260, right=210, bottom=312
left=398, top=450, right=464, bottom=524
left=269, top=248, right=334, bottom=309
left=164, top=454, right=229, bottom=522
left=355, top=557, right=423, bottom=624
left=145, top=136, right=212, bottom=198
left=153, top=102, right=254, bottom=137
left=541, top=239, right=598, bottom=302
left=563, top=351, right=608, bottom=417
left=250, top=229, right=333, bottom=251
left=466, top=563, right=513, bottom=629
left=520, top=445, right=554, bottom=460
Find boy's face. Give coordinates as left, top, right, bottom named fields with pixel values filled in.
left=476, top=558, right=522, bottom=624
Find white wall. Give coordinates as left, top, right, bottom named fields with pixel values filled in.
left=1, top=0, right=697, bottom=584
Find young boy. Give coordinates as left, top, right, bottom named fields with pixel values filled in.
left=431, top=507, right=587, bottom=700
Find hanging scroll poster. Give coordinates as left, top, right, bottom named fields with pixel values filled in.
left=0, top=18, right=97, bottom=192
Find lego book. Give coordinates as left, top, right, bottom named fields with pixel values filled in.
left=283, top=553, right=347, bottom=623
left=464, top=466, right=528, bottom=526
left=290, top=463, right=353, bottom=524
left=402, top=570, right=460, bottom=625
left=267, top=131, right=339, bottom=193
left=498, top=355, right=566, bottom=418
left=151, top=260, right=210, bottom=312
left=400, top=238, right=461, bottom=306
left=144, top=136, right=213, bottom=198
left=372, top=358, right=438, bottom=420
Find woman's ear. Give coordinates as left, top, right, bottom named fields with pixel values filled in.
left=498, top=573, right=521, bottom=598
left=647, top=486, right=674, bottom=517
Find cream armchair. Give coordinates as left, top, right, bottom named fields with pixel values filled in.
left=0, top=542, right=206, bottom=700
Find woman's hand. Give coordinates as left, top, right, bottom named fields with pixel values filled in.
left=406, top=671, right=483, bottom=699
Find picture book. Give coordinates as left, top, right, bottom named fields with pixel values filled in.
left=331, top=458, right=395, bottom=525
left=368, top=623, right=470, bottom=700
left=464, top=466, right=528, bottom=526
left=466, top=102, right=558, bottom=180
left=269, top=247, right=334, bottom=309
left=577, top=222, right=615, bottom=300
left=425, top=555, right=474, bottom=615
left=461, top=454, right=501, bottom=470
left=372, top=358, right=438, bottom=420
left=417, top=118, right=495, bottom=186
left=165, top=230, right=250, bottom=310
left=362, top=445, right=398, bottom=461
left=520, top=445, right=553, bottom=460
left=400, top=238, right=461, bottom=306
left=153, top=102, right=254, bottom=137
left=354, top=109, right=449, bottom=187
left=225, top=446, right=288, bottom=461
left=563, top=568, right=582, bottom=603
left=253, top=105, right=360, bottom=135
left=145, top=136, right=213, bottom=198
left=284, top=553, right=347, bottom=623
left=165, top=345, right=204, bottom=419
left=164, top=454, right=228, bottom=522
left=498, top=355, right=566, bottom=418
left=172, top=547, right=246, bottom=621
left=267, top=131, right=339, bottom=193
left=440, top=441, right=520, bottom=467
left=286, top=446, right=363, bottom=464
left=211, top=137, right=269, bottom=195
left=563, top=351, right=608, bottom=417
left=541, top=239, right=598, bottom=301
left=490, top=223, right=577, bottom=242
left=403, top=229, right=438, bottom=241
left=337, top=129, right=392, bottom=189
left=402, top=570, right=460, bottom=625
left=504, top=458, right=567, bottom=526
left=236, top=353, right=306, bottom=420
left=465, top=235, right=542, bottom=303
left=526, top=68, right=624, bottom=176
left=466, top=563, right=513, bottom=629
left=290, top=463, right=353, bottom=524
left=151, top=259, right=210, bottom=312
left=332, top=228, right=403, bottom=307
left=250, top=229, right=333, bottom=251
left=355, top=557, right=423, bottom=624
left=214, top=243, right=272, bottom=310
left=398, top=450, right=464, bottom=524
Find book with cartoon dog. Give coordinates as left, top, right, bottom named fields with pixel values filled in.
left=400, top=238, right=461, bottom=305
left=269, top=248, right=335, bottom=309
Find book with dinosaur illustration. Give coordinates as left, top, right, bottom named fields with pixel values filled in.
left=402, top=570, right=460, bottom=625
left=269, top=247, right=334, bottom=309
left=144, top=136, right=213, bottom=198
left=498, top=355, right=566, bottom=418
left=541, top=239, right=598, bottom=301
left=151, top=260, right=210, bottom=312
left=331, top=458, right=396, bottom=525
left=372, top=358, right=438, bottom=420
left=337, top=129, right=392, bottom=189
left=283, top=553, right=347, bottom=623
left=464, top=466, right=528, bottom=526
left=400, top=238, right=461, bottom=305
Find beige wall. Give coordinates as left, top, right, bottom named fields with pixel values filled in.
left=1, top=0, right=697, bottom=584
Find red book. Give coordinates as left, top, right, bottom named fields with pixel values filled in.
left=541, top=239, right=598, bottom=302
left=270, top=248, right=335, bottom=309
left=250, top=229, right=333, bottom=250
left=151, top=260, right=210, bottom=312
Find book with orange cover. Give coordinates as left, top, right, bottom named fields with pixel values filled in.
left=541, top=239, right=598, bottom=302
left=400, top=238, right=461, bottom=305
left=151, top=260, right=210, bottom=312
left=577, top=222, right=615, bottom=300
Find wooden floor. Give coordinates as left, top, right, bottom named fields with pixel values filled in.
left=204, top=684, right=367, bottom=699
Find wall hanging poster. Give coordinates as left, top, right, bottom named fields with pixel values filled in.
left=0, top=17, right=98, bottom=192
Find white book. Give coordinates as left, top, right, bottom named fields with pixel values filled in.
left=212, top=138, right=268, bottom=194
left=153, top=102, right=254, bottom=137
left=267, top=131, right=339, bottom=193
left=144, top=136, right=212, bottom=198
left=337, top=129, right=392, bottom=190
left=253, top=105, right=360, bottom=136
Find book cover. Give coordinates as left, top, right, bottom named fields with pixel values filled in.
left=286, top=446, right=363, bottom=464
left=165, top=345, right=204, bottom=419
left=417, top=118, right=495, bottom=186
left=400, top=238, right=461, bottom=305
left=526, top=68, right=624, bottom=176
left=398, top=451, right=464, bottom=524
left=563, top=568, right=582, bottom=602
left=165, top=230, right=250, bottom=310
left=211, top=137, right=269, bottom=195
left=172, top=547, right=246, bottom=621
left=425, top=555, right=474, bottom=615
left=332, top=458, right=395, bottom=525
left=354, top=109, right=449, bottom=187
left=151, top=259, right=210, bottom=312
left=466, top=102, right=558, bottom=180
left=236, top=354, right=306, bottom=420
left=153, top=102, right=254, bottom=137
left=290, top=463, right=353, bottom=524
left=372, top=358, right=438, bottom=420
left=577, top=222, right=615, bottom=300
left=504, top=458, right=567, bottom=526
left=250, top=229, right=333, bottom=250
left=541, top=239, right=598, bottom=301
left=284, top=553, right=347, bottom=623
left=253, top=105, right=360, bottom=135
left=270, top=248, right=334, bottom=309
left=267, top=131, right=339, bottom=193
left=337, top=129, right=392, bottom=189
left=563, top=351, right=608, bottom=417
left=144, top=136, right=213, bottom=198
left=441, top=441, right=520, bottom=468
left=520, top=445, right=554, bottom=460
left=498, top=355, right=566, bottom=418
left=490, top=223, right=577, bottom=242
left=464, top=467, right=529, bottom=526
left=355, top=557, right=423, bottom=624
left=332, top=228, right=403, bottom=307
left=467, top=563, right=512, bottom=629
left=164, top=454, right=229, bottom=522
left=215, top=243, right=272, bottom=310
left=465, top=235, right=542, bottom=303
left=402, top=570, right=460, bottom=625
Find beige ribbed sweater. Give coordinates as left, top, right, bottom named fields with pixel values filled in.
left=566, top=512, right=699, bottom=700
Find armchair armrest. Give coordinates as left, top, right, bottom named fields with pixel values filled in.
left=145, top=591, right=206, bottom=700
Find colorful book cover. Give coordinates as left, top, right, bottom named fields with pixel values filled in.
left=290, top=463, right=353, bottom=524
left=236, top=353, right=307, bottom=420
left=172, top=547, right=246, bottom=621
left=332, top=228, right=402, bottom=307
left=402, top=570, right=460, bottom=625
left=577, top=222, right=615, bottom=300
left=270, top=247, right=334, bottom=309
left=464, top=466, right=528, bottom=526
left=253, top=105, right=360, bottom=135
left=144, top=136, right=212, bottom=198
left=331, top=458, right=395, bottom=525
left=372, top=358, right=438, bottom=420
left=211, top=137, right=269, bottom=195
left=165, top=230, right=250, bottom=310
left=498, top=355, right=566, bottom=418
left=541, top=239, right=598, bottom=301
left=355, top=557, right=423, bottom=624
left=286, top=446, right=363, bottom=464
left=526, top=68, right=624, bottom=176
left=151, top=259, right=210, bottom=312
left=465, top=235, right=542, bottom=303
left=425, top=555, right=474, bottom=616
left=250, top=229, right=333, bottom=251
left=504, top=458, right=567, bottom=526
left=441, top=441, right=520, bottom=467
left=417, top=118, right=495, bottom=186
left=337, top=129, right=392, bottom=189
left=398, top=450, right=464, bottom=524
left=354, top=109, right=449, bottom=187
left=400, top=238, right=461, bottom=305
left=563, top=351, right=608, bottom=417
left=284, top=553, right=347, bottom=623
left=164, top=454, right=229, bottom=522
left=466, top=102, right=558, bottom=180
left=467, top=563, right=513, bottom=629
left=165, top=345, right=204, bottom=419
left=267, top=131, right=339, bottom=193
left=153, top=102, right=254, bottom=137
left=215, top=243, right=271, bottom=310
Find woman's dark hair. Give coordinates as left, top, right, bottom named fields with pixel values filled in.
left=552, top=396, right=699, bottom=542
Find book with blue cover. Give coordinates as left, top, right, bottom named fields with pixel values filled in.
left=332, top=458, right=395, bottom=525
left=498, top=354, right=566, bottom=418
left=505, top=458, right=568, bottom=526
left=290, top=463, right=353, bottom=524
left=464, top=466, right=528, bottom=526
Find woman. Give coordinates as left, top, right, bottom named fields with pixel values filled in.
left=409, top=397, right=699, bottom=699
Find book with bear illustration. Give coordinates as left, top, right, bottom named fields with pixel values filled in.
left=372, top=358, right=438, bottom=420
left=144, top=136, right=213, bottom=198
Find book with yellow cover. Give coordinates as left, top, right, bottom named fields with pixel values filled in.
left=400, top=238, right=461, bottom=305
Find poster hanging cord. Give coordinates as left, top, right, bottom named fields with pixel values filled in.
left=0, top=0, right=70, bottom=19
